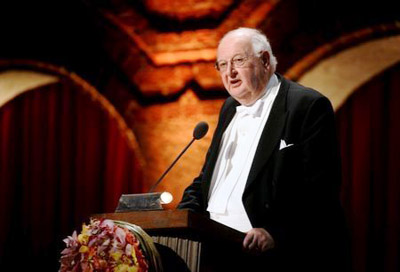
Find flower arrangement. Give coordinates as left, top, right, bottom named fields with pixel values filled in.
left=60, top=218, right=148, bottom=272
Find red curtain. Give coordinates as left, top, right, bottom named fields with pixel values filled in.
left=336, top=63, right=400, bottom=272
left=0, top=79, right=143, bottom=271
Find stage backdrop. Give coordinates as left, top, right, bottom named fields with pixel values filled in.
left=336, top=63, right=400, bottom=272
left=0, top=66, right=144, bottom=271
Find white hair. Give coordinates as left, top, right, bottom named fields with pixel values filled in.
left=220, top=27, right=278, bottom=72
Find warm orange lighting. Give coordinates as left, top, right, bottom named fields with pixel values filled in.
left=153, top=49, right=216, bottom=65
left=144, top=0, right=235, bottom=20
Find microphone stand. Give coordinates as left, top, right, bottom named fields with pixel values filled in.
left=114, top=122, right=208, bottom=212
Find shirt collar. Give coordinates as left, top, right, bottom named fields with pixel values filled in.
left=236, top=74, right=279, bottom=118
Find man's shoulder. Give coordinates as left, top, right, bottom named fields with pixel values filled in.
left=284, top=77, right=324, bottom=100
left=281, top=76, right=331, bottom=107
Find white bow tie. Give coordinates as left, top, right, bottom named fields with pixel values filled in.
left=236, top=99, right=264, bottom=117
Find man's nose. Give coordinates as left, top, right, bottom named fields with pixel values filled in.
left=227, top=62, right=237, bottom=77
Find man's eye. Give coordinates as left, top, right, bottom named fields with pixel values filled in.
left=233, top=58, right=245, bottom=65
left=219, top=62, right=227, bottom=68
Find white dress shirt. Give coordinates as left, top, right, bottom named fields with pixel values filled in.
left=207, top=74, right=281, bottom=232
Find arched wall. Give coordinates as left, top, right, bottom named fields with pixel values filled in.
left=0, top=70, right=58, bottom=107
left=298, top=35, right=400, bottom=110
left=285, top=23, right=400, bottom=110
left=0, top=61, right=145, bottom=271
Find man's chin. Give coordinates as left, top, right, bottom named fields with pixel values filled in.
left=230, top=93, right=250, bottom=104
left=229, top=86, right=245, bottom=96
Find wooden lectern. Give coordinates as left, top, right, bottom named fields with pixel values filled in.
left=95, top=210, right=246, bottom=272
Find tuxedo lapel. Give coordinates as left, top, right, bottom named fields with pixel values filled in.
left=244, top=75, right=289, bottom=193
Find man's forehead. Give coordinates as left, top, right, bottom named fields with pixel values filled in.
left=217, top=36, right=252, bottom=58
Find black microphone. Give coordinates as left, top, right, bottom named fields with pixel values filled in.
left=193, top=121, right=209, bottom=140
left=148, top=121, right=209, bottom=193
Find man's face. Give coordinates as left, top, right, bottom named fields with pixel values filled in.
left=216, top=36, right=269, bottom=106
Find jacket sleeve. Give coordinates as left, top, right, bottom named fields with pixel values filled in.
left=300, top=95, right=341, bottom=199
left=266, top=94, right=343, bottom=252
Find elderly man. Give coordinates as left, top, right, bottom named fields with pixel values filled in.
left=178, top=28, right=349, bottom=271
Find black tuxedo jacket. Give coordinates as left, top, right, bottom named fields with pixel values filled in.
left=178, top=74, right=349, bottom=270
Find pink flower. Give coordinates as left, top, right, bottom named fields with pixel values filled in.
left=59, top=218, right=148, bottom=272
left=115, top=227, right=126, bottom=246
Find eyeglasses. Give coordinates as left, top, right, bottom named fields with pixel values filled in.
left=215, top=54, right=251, bottom=72
left=215, top=53, right=265, bottom=72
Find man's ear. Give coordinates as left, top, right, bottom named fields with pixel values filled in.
left=261, top=51, right=270, bottom=68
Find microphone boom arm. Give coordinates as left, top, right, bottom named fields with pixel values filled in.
left=148, top=137, right=196, bottom=193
